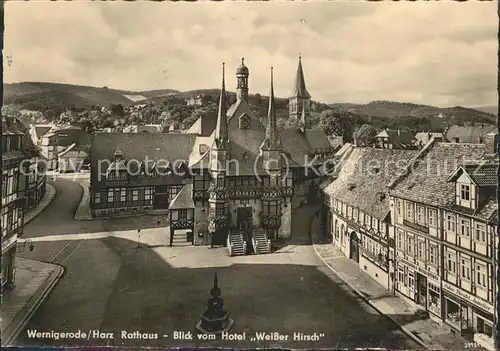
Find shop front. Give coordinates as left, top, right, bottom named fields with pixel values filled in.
left=442, top=283, right=494, bottom=349
left=396, top=258, right=442, bottom=319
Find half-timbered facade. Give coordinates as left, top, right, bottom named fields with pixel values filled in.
left=26, top=156, right=47, bottom=209
left=90, top=58, right=332, bottom=256
left=321, top=147, right=418, bottom=290
left=1, top=116, right=30, bottom=291
left=389, top=135, right=498, bottom=350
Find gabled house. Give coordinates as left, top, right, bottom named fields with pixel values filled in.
left=39, top=124, right=91, bottom=170
left=57, top=143, right=88, bottom=173
left=388, top=133, right=497, bottom=350
left=29, top=123, right=55, bottom=145
left=321, top=147, right=419, bottom=289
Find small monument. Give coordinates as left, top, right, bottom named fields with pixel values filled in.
left=196, top=270, right=234, bottom=335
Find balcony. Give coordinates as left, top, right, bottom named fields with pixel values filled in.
left=260, top=213, right=281, bottom=229
left=208, top=185, right=229, bottom=201
left=228, top=187, right=261, bottom=199
left=193, top=189, right=209, bottom=201
left=207, top=214, right=229, bottom=231
left=403, top=219, right=429, bottom=234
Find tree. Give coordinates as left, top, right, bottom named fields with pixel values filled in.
left=81, top=120, right=95, bottom=134
left=277, top=117, right=300, bottom=130
left=110, top=104, right=125, bottom=118
left=353, top=124, right=377, bottom=147
left=317, top=109, right=360, bottom=143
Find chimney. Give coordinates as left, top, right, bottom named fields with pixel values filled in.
left=484, top=133, right=498, bottom=155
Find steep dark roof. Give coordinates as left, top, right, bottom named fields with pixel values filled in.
left=390, top=143, right=490, bottom=208
left=91, top=133, right=198, bottom=188
left=445, top=125, right=497, bottom=143
left=291, top=57, right=311, bottom=99
left=169, top=183, right=195, bottom=209
left=376, top=129, right=416, bottom=148
left=303, top=130, right=332, bottom=149
left=324, top=148, right=419, bottom=220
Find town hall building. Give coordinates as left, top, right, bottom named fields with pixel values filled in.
left=90, top=57, right=334, bottom=255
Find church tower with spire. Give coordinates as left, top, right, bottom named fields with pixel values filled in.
left=289, top=55, right=311, bottom=131
left=236, top=58, right=249, bottom=102
left=208, top=63, right=230, bottom=238
left=260, top=67, right=282, bottom=175
left=260, top=67, right=290, bottom=240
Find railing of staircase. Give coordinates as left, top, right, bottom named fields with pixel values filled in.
left=227, top=235, right=232, bottom=256
left=252, top=237, right=258, bottom=254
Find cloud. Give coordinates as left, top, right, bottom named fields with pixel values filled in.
left=3, top=1, right=497, bottom=107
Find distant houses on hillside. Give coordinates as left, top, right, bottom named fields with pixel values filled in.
left=445, top=124, right=497, bottom=144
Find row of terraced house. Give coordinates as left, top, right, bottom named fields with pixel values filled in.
left=320, top=132, right=498, bottom=351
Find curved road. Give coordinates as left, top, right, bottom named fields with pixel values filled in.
left=16, top=179, right=419, bottom=349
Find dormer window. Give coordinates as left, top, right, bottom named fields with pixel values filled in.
left=199, top=144, right=210, bottom=155
left=460, top=184, right=470, bottom=200
left=239, top=114, right=250, bottom=129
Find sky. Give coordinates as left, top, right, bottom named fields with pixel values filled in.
left=3, top=1, right=498, bottom=107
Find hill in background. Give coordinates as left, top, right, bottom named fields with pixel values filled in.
left=3, top=82, right=180, bottom=111
left=472, top=105, right=498, bottom=115
left=2, top=82, right=496, bottom=132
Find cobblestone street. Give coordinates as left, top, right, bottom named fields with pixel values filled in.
left=14, top=179, right=420, bottom=349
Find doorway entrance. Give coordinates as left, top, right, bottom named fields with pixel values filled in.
left=416, top=273, right=427, bottom=307
left=237, top=207, right=253, bottom=253
left=154, top=186, right=169, bottom=210
left=349, top=231, right=359, bottom=263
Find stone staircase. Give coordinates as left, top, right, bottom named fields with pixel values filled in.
left=227, top=229, right=246, bottom=256
left=252, top=228, right=271, bottom=254
left=170, top=231, right=193, bottom=246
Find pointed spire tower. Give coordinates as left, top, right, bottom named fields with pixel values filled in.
left=289, top=55, right=311, bottom=130
left=208, top=63, right=230, bottom=236
left=213, top=63, right=229, bottom=150
left=260, top=67, right=282, bottom=151
left=260, top=67, right=283, bottom=189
